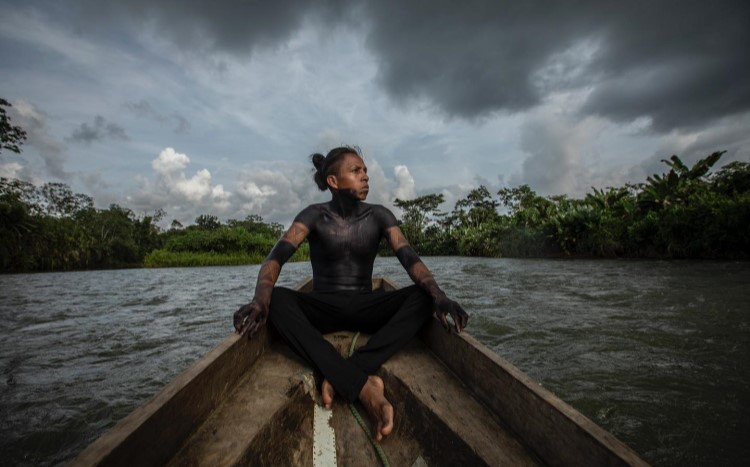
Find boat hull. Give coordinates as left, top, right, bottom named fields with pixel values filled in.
left=72, top=277, right=648, bottom=466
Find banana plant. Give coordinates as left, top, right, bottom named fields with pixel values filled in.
left=638, top=151, right=725, bottom=210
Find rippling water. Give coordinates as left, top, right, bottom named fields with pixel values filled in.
left=1, top=258, right=748, bottom=466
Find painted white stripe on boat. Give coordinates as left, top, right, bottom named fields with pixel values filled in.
left=313, top=403, right=337, bottom=467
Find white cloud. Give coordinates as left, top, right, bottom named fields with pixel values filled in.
left=129, top=148, right=234, bottom=223
left=515, top=109, right=604, bottom=197
left=147, top=148, right=226, bottom=205
left=360, top=157, right=389, bottom=207
left=0, top=162, right=24, bottom=179
left=152, top=147, right=189, bottom=174
left=176, top=168, right=212, bottom=203
left=211, top=185, right=231, bottom=210
left=236, top=177, right=282, bottom=213
left=127, top=148, right=423, bottom=227
left=393, top=165, right=416, bottom=200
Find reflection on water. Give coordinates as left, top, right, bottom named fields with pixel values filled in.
left=0, top=258, right=748, bottom=466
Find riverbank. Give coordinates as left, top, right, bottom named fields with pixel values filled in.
left=142, top=248, right=310, bottom=268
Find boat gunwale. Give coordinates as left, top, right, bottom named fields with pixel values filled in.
left=421, top=320, right=649, bottom=466
left=71, top=276, right=648, bottom=466
left=69, top=304, right=280, bottom=466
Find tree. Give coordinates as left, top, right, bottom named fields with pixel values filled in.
left=391, top=194, right=448, bottom=254
left=40, top=182, right=94, bottom=217
left=446, top=186, right=503, bottom=257
left=453, top=186, right=500, bottom=228
left=497, top=184, right=536, bottom=213
left=710, top=161, right=750, bottom=196
left=226, top=214, right=284, bottom=238
left=497, top=185, right=555, bottom=228
left=1, top=98, right=27, bottom=154
left=394, top=194, right=445, bottom=235
left=638, top=151, right=724, bottom=210
left=195, top=214, right=221, bottom=230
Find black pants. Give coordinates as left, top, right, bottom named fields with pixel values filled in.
left=269, top=285, right=433, bottom=402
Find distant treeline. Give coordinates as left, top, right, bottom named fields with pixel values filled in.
left=390, top=151, right=749, bottom=259
left=0, top=178, right=308, bottom=272
left=1, top=151, right=748, bottom=273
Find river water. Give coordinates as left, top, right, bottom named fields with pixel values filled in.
left=0, top=257, right=748, bottom=466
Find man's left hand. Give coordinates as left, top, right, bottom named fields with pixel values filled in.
left=434, top=296, right=468, bottom=333
left=233, top=301, right=269, bottom=338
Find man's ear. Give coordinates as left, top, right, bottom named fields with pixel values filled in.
left=327, top=174, right=339, bottom=190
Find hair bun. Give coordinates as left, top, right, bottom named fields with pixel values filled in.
left=311, top=153, right=325, bottom=171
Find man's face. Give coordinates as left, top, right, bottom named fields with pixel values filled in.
left=329, top=154, right=369, bottom=200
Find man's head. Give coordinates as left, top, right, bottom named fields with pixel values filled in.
left=311, top=146, right=369, bottom=200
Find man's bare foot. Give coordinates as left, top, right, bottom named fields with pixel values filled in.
left=321, top=378, right=336, bottom=409
left=358, top=375, right=394, bottom=441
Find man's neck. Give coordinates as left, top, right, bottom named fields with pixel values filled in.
left=329, top=190, right=360, bottom=219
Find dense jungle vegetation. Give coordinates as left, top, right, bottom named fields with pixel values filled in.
left=0, top=180, right=308, bottom=272
left=1, top=100, right=748, bottom=272
left=2, top=150, right=748, bottom=273
left=391, top=151, right=749, bottom=259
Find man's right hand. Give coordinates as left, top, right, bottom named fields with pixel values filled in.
left=233, top=301, right=269, bottom=338
left=433, top=296, right=469, bottom=334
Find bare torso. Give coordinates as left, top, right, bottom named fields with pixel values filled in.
left=294, top=200, right=397, bottom=291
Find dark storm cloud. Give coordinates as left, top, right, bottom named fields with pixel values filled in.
left=362, top=1, right=591, bottom=116
left=361, top=0, right=750, bottom=130
left=74, top=0, right=350, bottom=54
left=75, top=0, right=750, bottom=132
left=68, top=116, right=129, bottom=144
left=578, top=1, right=750, bottom=131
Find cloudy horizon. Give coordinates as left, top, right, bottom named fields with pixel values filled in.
left=2, top=0, right=748, bottom=227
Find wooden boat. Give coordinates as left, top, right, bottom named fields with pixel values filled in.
left=72, top=277, right=649, bottom=466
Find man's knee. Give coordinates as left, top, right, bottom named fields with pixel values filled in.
left=271, top=286, right=293, bottom=302
left=402, top=285, right=433, bottom=312
left=269, top=287, right=296, bottom=320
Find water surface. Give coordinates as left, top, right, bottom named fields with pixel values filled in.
left=0, top=258, right=747, bottom=466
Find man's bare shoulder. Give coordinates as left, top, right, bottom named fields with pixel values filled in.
left=365, top=203, right=398, bottom=227
left=293, top=203, right=327, bottom=226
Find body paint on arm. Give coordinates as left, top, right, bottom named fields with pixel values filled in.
left=253, top=222, right=310, bottom=305
left=386, top=226, right=444, bottom=300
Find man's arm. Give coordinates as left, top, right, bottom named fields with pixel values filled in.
left=385, top=226, right=468, bottom=333
left=233, top=221, right=309, bottom=337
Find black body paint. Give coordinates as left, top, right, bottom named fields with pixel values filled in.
left=294, top=195, right=397, bottom=292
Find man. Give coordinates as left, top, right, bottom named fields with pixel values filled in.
left=233, top=146, right=468, bottom=441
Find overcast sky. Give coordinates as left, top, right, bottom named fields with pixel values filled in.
left=2, top=0, right=749, bottom=226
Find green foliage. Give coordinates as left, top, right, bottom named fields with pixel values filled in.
left=0, top=178, right=296, bottom=272
left=1, top=178, right=164, bottom=272
left=711, top=161, right=750, bottom=196
left=394, top=193, right=445, bottom=248
left=162, top=227, right=276, bottom=255
left=0, top=98, right=27, bottom=154
left=194, top=214, right=221, bottom=230
left=391, top=151, right=749, bottom=260
left=638, top=151, right=724, bottom=211
left=497, top=184, right=556, bottom=228
left=3, top=150, right=747, bottom=271
left=143, top=250, right=267, bottom=268
left=226, top=214, right=284, bottom=238
left=452, top=186, right=501, bottom=229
